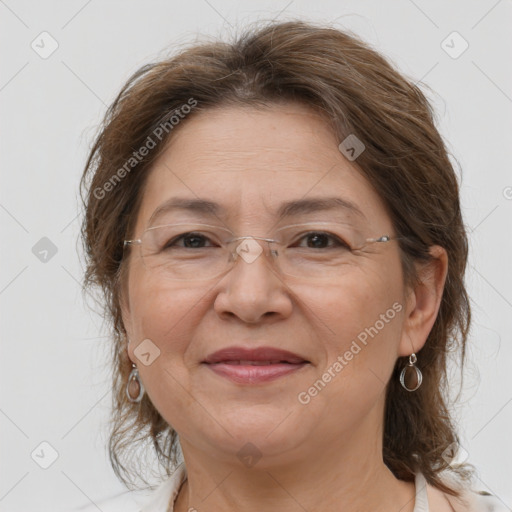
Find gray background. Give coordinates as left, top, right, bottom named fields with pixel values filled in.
left=1, top=1, right=511, bottom=511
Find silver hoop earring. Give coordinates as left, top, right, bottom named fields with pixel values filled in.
left=126, top=363, right=145, bottom=403
left=399, top=353, right=423, bottom=392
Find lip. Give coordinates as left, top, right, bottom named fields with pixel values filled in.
left=203, top=346, right=309, bottom=365
left=202, top=346, right=310, bottom=385
left=206, top=362, right=309, bottom=384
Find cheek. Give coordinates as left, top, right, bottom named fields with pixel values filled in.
left=293, top=281, right=404, bottom=436
left=126, top=270, right=202, bottom=358
left=297, top=268, right=404, bottom=386
left=301, top=268, right=401, bottom=338
left=125, top=276, right=205, bottom=418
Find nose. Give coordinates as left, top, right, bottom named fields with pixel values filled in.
left=213, top=238, right=293, bottom=324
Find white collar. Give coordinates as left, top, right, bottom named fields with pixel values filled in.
left=413, top=471, right=430, bottom=512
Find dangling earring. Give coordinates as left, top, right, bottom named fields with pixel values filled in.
left=126, top=363, right=145, bottom=403
left=399, top=353, right=423, bottom=392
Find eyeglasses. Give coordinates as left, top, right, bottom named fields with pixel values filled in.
left=123, top=221, right=402, bottom=282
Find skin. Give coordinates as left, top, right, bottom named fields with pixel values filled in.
left=121, top=102, right=449, bottom=512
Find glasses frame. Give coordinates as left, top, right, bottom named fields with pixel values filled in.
left=123, top=222, right=401, bottom=281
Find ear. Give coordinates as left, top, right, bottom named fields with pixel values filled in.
left=121, top=301, right=135, bottom=363
left=120, top=290, right=131, bottom=331
left=398, top=245, right=448, bottom=357
left=118, top=273, right=135, bottom=363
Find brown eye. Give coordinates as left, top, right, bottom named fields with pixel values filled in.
left=295, top=232, right=350, bottom=250
left=165, top=232, right=214, bottom=249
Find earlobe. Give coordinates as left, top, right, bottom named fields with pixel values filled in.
left=120, top=297, right=135, bottom=362
left=398, top=245, right=448, bottom=357
left=126, top=338, right=135, bottom=365
left=119, top=285, right=132, bottom=334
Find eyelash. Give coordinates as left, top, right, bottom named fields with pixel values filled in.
left=166, top=231, right=350, bottom=250
left=294, top=232, right=351, bottom=249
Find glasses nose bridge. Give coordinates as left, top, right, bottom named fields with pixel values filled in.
left=226, top=235, right=280, bottom=268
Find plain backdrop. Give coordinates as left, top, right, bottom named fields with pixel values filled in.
left=1, top=1, right=511, bottom=511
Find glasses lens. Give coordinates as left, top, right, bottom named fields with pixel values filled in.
left=272, top=222, right=375, bottom=280
left=138, top=222, right=385, bottom=281
left=141, top=223, right=234, bottom=281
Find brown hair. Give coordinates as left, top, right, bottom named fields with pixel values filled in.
left=80, top=19, right=472, bottom=494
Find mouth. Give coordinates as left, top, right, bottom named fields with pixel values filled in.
left=203, top=346, right=309, bottom=364
left=204, top=361, right=309, bottom=384
left=211, top=360, right=303, bottom=365
left=202, top=346, right=310, bottom=384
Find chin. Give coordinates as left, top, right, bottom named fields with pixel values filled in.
left=214, top=415, right=307, bottom=456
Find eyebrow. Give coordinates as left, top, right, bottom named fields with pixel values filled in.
left=148, top=196, right=366, bottom=226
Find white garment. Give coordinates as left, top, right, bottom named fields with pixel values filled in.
left=73, top=464, right=508, bottom=511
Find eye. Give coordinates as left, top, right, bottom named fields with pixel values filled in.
left=293, top=231, right=350, bottom=249
left=164, top=232, right=216, bottom=249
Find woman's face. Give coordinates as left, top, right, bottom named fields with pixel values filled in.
left=122, top=102, right=417, bottom=466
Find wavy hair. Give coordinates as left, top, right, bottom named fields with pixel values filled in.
left=80, top=19, right=472, bottom=494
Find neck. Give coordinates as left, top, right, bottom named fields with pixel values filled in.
left=173, top=414, right=416, bottom=512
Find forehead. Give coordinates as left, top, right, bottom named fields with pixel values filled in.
left=134, top=103, right=391, bottom=231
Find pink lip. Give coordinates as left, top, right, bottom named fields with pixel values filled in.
left=202, top=346, right=310, bottom=384
left=203, top=346, right=308, bottom=364
left=206, top=362, right=308, bottom=384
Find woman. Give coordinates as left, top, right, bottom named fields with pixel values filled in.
left=80, top=20, right=506, bottom=512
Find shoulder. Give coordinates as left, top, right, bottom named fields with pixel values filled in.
left=425, top=472, right=509, bottom=512
left=445, top=488, right=509, bottom=512
left=70, top=489, right=152, bottom=512
left=70, top=465, right=187, bottom=512
left=139, top=463, right=188, bottom=512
